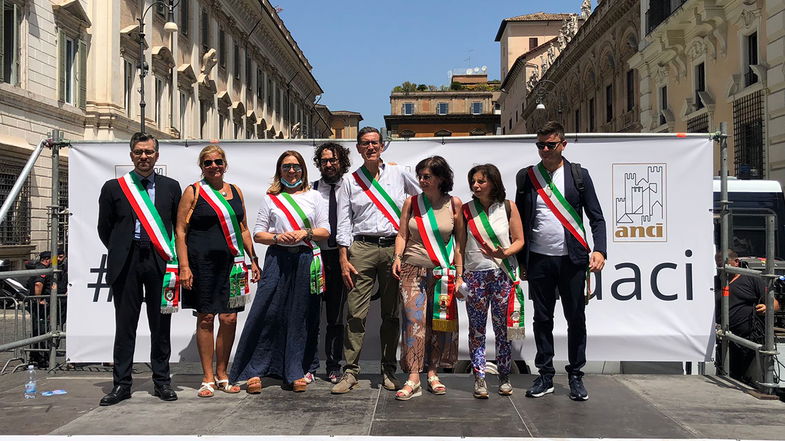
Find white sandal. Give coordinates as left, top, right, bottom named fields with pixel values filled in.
left=395, top=380, right=422, bottom=401
left=216, top=379, right=240, bottom=394
left=197, top=381, right=215, bottom=398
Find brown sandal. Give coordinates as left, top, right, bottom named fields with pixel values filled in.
left=292, top=378, right=308, bottom=392
left=246, top=377, right=262, bottom=394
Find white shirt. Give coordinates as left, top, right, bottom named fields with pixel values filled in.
left=253, top=190, right=329, bottom=247
left=530, top=165, right=568, bottom=256
left=336, top=163, right=420, bottom=247
left=312, top=177, right=346, bottom=250
left=464, top=201, right=515, bottom=272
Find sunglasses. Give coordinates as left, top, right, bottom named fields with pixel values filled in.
left=281, top=164, right=302, bottom=172
left=535, top=141, right=563, bottom=150
left=202, top=158, right=225, bottom=167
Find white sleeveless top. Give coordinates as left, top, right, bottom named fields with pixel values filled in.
left=464, top=201, right=513, bottom=272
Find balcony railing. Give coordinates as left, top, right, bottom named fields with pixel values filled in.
left=646, top=0, right=688, bottom=35
left=744, top=69, right=759, bottom=88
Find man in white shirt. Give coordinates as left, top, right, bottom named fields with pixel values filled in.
left=331, top=127, right=420, bottom=394
left=515, top=121, right=606, bottom=402
left=311, top=142, right=352, bottom=383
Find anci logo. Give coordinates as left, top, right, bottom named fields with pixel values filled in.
left=612, top=163, right=666, bottom=242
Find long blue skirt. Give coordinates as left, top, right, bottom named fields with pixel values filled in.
left=230, top=246, right=320, bottom=384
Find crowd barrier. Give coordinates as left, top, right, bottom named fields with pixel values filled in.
left=0, top=294, right=67, bottom=373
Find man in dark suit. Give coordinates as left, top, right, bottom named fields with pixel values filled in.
left=515, top=121, right=606, bottom=402
left=97, top=132, right=181, bottom=406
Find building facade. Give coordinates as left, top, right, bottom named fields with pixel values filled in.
left=495, top=11, right=585, bottom=134
left=629, top=0, right=785, bottom=180
left=0, top=0, right=329, bottom=263
left=384, top=74, right=501, bottom=138
left=523, top=0, right=642, bottom=134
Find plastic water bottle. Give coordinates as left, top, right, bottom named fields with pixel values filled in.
left=24, top=365, right=37, bottom=399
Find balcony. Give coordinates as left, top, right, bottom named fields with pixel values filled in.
left=646, top=0, right=688, bottom=35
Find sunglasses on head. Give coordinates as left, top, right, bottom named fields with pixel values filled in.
left=535, top=141, right=563, bottom=150
left=281, top=164, right=302, bottom=172
left=202, top=158, right=225, bottom=167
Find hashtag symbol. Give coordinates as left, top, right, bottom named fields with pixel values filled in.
left=89, top=254, right=112, bottom=302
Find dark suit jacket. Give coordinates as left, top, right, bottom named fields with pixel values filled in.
left=515, top=158, right=607, bottom=268
left=97, top=173, right=181, bottom=285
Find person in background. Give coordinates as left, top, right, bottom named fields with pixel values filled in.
left=391, top=156, right=464, bottom=400
left=175, top=145, right=260, bottom=398
left=230, top=150, right=329, bottom=393
left=311, top=142, right=352, bottom=384
left=26, top=251, right=52, bottom=368
left=460, top=164, right=525, bottom=398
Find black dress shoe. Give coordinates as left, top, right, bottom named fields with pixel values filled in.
left=99, top=385, right=131, bottom=406
left=153, top=383, right=178, bottom=401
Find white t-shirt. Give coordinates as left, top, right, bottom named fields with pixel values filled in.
left=464, top=201, right=514, bottom=272
left=253, top=190, right=329, bottom=247
left=529, top=165, right=568, bottom=256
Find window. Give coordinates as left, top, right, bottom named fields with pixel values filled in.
left=733, top=91, right=764, bottom=179
left=218, top=28, right=226, bottom=68
left=246, top=56, right=252, bottom=91
left=694, top=62, right=705, bottom=110
left=575, top=108, right=580, bottom=132
left=257, top=69, right=263, bottom=99
left=154, top=77, right=163, bottom=127
left=402, top=102, right=414, bottom=115
left=588, top=97, right=595, bottom=131
left=626, top=69, right=635, bottom=111
left=471, top=102, right=482, bottom=115
left=200, top=9, right=209, bottom=54
left=659, top=85, right=668, bottom=126
left=2, top=1, right=20, bottom=85
left=179, top=0, right=189, bottom=36
left=267, top=77, right=274, bottom=115
left=180, top=90, right=189, bottom=137
left=123, top=59, right=134, bottom=116
left=63, top=38, right=77, bottom=104
left=529, top=37, right=538, bottom=49
left=745, top=32, right=758, bottom=86
left=0, top=161, right=31, bottom=245
left=219, top=113, right=225, bottom=139
left=233, top=44, right=240, bottom=79
left=605, top=84, right=613, bottom=122
left=437, top=102, right=448, bottom=115
left=200, top=101, right=209, bottom=139
left=277, top=86, right=282, bottom=120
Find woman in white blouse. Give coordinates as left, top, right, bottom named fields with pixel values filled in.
left=229, top=150, right=329, bottom=393
left=459, top=164, right=524, bottom=398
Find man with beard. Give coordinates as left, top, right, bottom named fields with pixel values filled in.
left=310, top=142, right=352, bottom=383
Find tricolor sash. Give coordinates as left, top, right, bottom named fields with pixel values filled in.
left=196, top=181, right=249, bottom=308
left=352, top=166, right=401, bottom=230
left=412, top=193, right=458, bottom=332
left=463, top=199, right=525, bottom=339
left=117, top=173, right=179, bottom=313
left=268, top=193, right=325, bottom=295
left=528, top=164, right=594, bottom=303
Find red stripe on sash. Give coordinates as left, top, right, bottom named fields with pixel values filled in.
left=117, top=177, right=169, bottom=261
left=527, top=167, right=590, bottom=250
left=353, top=171, right=400, bottom=230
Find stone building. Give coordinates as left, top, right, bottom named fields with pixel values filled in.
left=0, top=0, right=330, bottom=263
left=629, top=0, right=785, bottom=180
left=495, top=11, right=581, bottom=134
left=384, top=73, right=501, bottom=138
left=521, top=0, right=642, bottom=135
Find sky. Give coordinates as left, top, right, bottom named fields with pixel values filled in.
left=278, top=0, right=586, bottom=130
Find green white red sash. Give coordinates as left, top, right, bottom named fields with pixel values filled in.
left=117, top=172, right=179, bottom=313
left=412, top=193, right=458, bottom=332
left=352, top=165, right=401, bottom=230
left=463, top=199, right=525, bottom=339
left=527, top=164, right=590, bottom=251
left=528, top=163, right=594, bottom=303
left=268, top=193, right=325, bottom=295
left=196, top=181, right=249, bottom=308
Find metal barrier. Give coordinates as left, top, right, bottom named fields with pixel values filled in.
left=0, top=294, right=67, bottom=373
left=0, top=131, right=69, bottom=373
left=715, top=122, right=780, bottom=395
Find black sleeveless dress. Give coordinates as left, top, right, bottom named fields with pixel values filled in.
left=182, top=183, right=245, bottom=314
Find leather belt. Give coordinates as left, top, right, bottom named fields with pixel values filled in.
left=354, top=235, right=396, bottom=247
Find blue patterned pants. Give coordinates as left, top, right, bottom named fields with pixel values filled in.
left=463, top=268, right=512, bottom=378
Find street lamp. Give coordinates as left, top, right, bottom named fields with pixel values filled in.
left=533, top=79, right=562, bottom=114
left=137, top=0, right=180, bottom=134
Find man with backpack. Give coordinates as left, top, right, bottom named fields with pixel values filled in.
left=515, top=120, right=607, bottom=401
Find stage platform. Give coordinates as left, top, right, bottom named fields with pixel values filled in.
left=1, top=362, right=785, bottom=440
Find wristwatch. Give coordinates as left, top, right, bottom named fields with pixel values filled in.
left=273, top=233, right=279, bottom=244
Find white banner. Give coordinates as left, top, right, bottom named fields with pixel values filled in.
left=67, top=135, right=716, bottom=363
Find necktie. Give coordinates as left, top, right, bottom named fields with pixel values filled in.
left=139, top=178, right=151, bottom=245
left=328, top=183, right=337, bottom=248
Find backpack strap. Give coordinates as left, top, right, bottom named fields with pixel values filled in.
left=571, top=162, right=584, bottom=193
